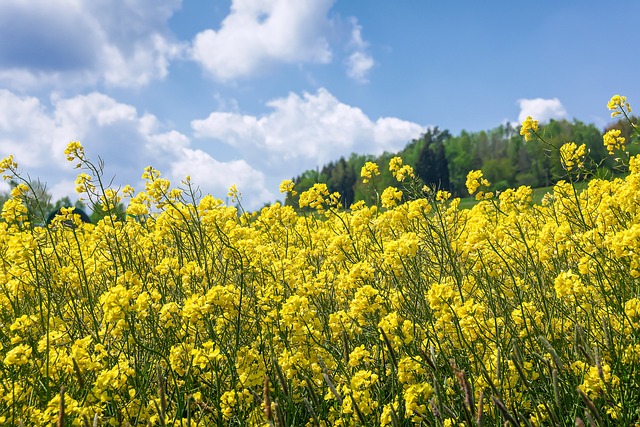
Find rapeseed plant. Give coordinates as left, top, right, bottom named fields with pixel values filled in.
left=0, top=96, right=638, bottom=426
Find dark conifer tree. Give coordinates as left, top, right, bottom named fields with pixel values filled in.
left=415, top=128, right=451, bottom=191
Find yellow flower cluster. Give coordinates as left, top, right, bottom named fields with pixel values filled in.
left=608, top=94, right=632, bottom=117
left=0, top=96, right=638, bottom=426
left=380, top=186, right=403, bottom=208
left=0, top=154, right=18, bottom=180
left=279, top=179, right=297, bottom=196
left=360, top=161, right=379, bottom=183
left=520, top=116, right=539, bottom=142
left=64, top=140, right=85, bottom=166
left=603, top=128, right=626, bottom=154
left=298, top=182, right=340, bottom=211
left=559, top=141, right=587, bottom=171
left=465, top=169, right=491, bottom=195
left=388, top=156, right=415, bottom=182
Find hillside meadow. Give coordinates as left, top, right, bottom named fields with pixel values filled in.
left=0, top=96, right=638, bottom=426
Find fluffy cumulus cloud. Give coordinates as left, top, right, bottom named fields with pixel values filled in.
left=0, top=89, right=272, bottom=208
left=518, top=98, right=567, bottom=123
left=346, top=52, right=374, bottom=83
left=190, top=0, right=335, bottom=80
left=192, top=88, right=426, bottom=175
left=170, top=150, right=271, bottom=203
left=0, top=0, right=185, bottom=89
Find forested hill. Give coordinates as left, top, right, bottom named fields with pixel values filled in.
left=286, top=116, right=638, bottom=208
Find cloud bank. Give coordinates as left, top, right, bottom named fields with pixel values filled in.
left=1, top=87, right=425, bottom=209
left=192, top=88, right=426, bottom=175
left=0, top=0, right=185, bottom=89
left=0, top=0, right=376, bottom=86
left=0, top=89, right=271, bottom=208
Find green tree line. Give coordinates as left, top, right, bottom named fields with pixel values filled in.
left=286, top=116, right=639, bottom=207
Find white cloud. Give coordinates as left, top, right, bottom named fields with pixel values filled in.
left=170, top=149, right=272, bottom=203
left=346, top=51, right=374, bottom=83
left=0, top=0, right=376, bottom=87
left=192, top=88, right=425, bottom=174
left=518, top=98, right=567, bottom=123
left=347, top=17, right=367, bottom=50
left=0, top=0, right=185, bottom=89
left=344, top=18, right=374, bottom=83
left=0, top=90, right=63, bottom=168
left=190, top=0, right=334, bottom=80
left=0, top=89, right=272, bottom=209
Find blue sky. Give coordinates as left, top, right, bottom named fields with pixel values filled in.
left=0, top=0, right=638, bottom=209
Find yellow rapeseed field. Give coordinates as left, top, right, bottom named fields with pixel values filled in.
left=0, top=96, right=638, bottom=426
